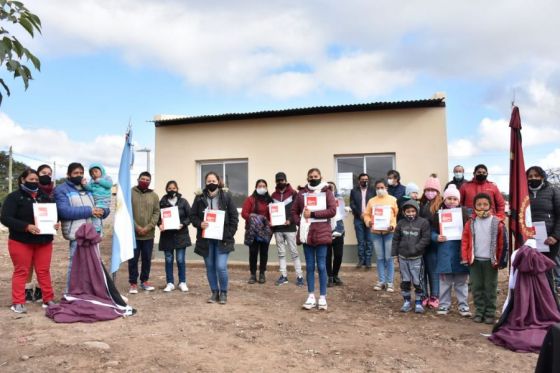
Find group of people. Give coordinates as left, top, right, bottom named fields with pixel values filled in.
left=2, top=161, right=559, bottom=321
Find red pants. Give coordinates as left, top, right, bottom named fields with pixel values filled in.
left=8, top=239, right=54, bottom=304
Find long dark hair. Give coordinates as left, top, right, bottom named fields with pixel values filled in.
left=252, top=179, right=272, bottom=203
left=204, top=171, right=225, bottom=188
left=18, top=168, right=38, bottom=184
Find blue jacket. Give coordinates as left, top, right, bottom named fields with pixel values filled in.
left=388, top=183, right=406, bottom=200
left=84, top=163, right=113, bottom=206
left=433, top=206, right=469, bottom=274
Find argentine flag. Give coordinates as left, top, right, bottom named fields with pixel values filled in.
left=111, top=129, right=136, bottom=273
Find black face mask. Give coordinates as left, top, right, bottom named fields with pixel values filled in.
left=39, top=175, right=52, bottom=186
left=206, top=183, right=219, bottom=192
left=23, top=182, right=39, bottom=191
left=69, top=176, right=83, bottom=185
left=166, top=191, right=177, bottom=198
left=308, top=179, right=321, bottom=187
left=405, top=215, right=415, bottom=222
left=475, top=174, right=487, bottom=182
left=528, top=179, right=543, bottom=189
left=276, top=182, right=286, bottom=190
left=360, top=181, right=368, bottom=188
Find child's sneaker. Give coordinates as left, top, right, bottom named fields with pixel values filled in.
left=178, top=282, right=189, bottom=292
left=414, top=300, right=425, bottom=314
left=275, top=275, right=288, bottom=286
left=458, top=306, right=472, bottom=317
left=373, top=282, right=385, bottom=291
left=317, top=297, right=328, bottom=310
left=386, top=283, right=394, bottom=292
left=302, top=295, right=316, bottom=310
left=141, top=282, right=155, bottom=291
left=428, top=296, right=439, bottom=309
left=10, top=304, right=27, bottom=314
left=422, top=297, right=429, bottom=307
left=34, top=287, right=43, bottom=303
left=400, top=300, right=412, bottom=312
left=129, top=284, right=138, bottom=294
left=25, top=288, right=34, bottom=303
left=163, top=283, right=175, bottom=292
left=296, top=276, right=305, bottom=287
left=42, top=300, right=57, bottom=309
left=436, top=306, right=449, bottom=315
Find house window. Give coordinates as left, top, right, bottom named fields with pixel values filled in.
left=199, top=160, right=248, bottom=207
left=335, top=154, right=395, bottom=198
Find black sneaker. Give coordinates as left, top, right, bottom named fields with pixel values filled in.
left=25, top=288, right=34, bottom=303
left=327, top=277, right=334, bottom=287
left=34, top=287, right=43, bottom=303
left=207, top=291, right=219, bottom=304
left=275, top=275, right=288, bottom=286
left=333, top=277, right=344, bottom=286
left=258, top=272, right=266, bottom=284
left=248, top=275, right=257, bottom=284
left=296, top=276, right=305, bottom=287
left=219, top=292, right=227, bottom=305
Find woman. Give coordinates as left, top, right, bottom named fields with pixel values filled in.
left=0, top=169, right=59, bottom=313
left=242, top=179, right=273, bottom=284
left=190, top=172, right=239, bottom=304
left=158, top=180, right=192, bottom=292
left=363, top=179, right=398, bottom=292
left=419, top=174, right=443, bottom=309
left=326, top=181, right=345, bottom=287
left=292, top=168, right=337, bottom=310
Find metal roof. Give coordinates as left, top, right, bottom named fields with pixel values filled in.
left=153, top=97, right=445, bottom=127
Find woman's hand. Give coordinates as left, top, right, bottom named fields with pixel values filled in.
left=26, top=224, right=40, bottom=235
left=159, top=224, right=164, bottom=231
left=201, top=221, right=209, bottom=229
left=92, top=207, right=104, bottom=218
left=388, top=226, right=394, bottom=232
left=54, top=222, right=61, bottom=231
left=545, top=236, right=558, bottom=246
left=303, top=208, right=311, bottom=219
left=438, top=235, right=446, bottom=242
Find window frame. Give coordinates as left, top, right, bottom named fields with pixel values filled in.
left=197, top=159, right=249, bottom=209
left=334, top=153, right=396, bottom=197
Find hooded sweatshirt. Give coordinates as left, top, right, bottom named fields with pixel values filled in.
left=84, top=163, right=113, bottom=208
left=391, top=200, right=431, bottom=258
left=270, top=183, right=298, bottom=233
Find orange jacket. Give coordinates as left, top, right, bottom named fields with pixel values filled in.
left=461, top=215, right=508, bottom=269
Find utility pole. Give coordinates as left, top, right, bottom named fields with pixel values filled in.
left=53, top=161, right=57, bottom=186
left=136, top=148, right=151, bottom=173
left=8, top=146, right=13, bottom=193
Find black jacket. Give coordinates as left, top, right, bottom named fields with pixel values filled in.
left=391, top=214, right=431, bottom=258
left=0, top=188, right=54, bottom=244
left=529, top=182, right=560, bottom=256
left=158, top=193, right=192, bottom=251
left=349, top=186, right=375, bottom=219
left=190, top=188, right=239, bottom=257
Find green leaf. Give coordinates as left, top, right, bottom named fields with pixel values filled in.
left=6, top=59, right=19, bottom=71
left=25, top=49, right=40, bottom=70
left=18, top=15, right=34, bottom=36
left=12, top=37, right=23, bottom=57
left=0, top=78, right=11, bottom=96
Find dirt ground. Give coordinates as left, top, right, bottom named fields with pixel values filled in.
left=0, top=233, right=538, bottom=373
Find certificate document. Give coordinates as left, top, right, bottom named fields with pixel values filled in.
left=438, top=208, right=464, bottom=241
left=161, top=206, right=181, bottom=230
left=202, top=209, right=226, bottom=240
left=33, top=203, right=58, bottom=235
left=534, top=221, right=550, bottom=253
left=334, top=197, right=346, bottom=222
left=372, top=205, right=391, bottom=231
left=269, top=202, right=286, bottom=226
left=304, top=193, right=327, bottom=223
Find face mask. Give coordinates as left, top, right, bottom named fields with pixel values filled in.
left=69, top=176, right=83, bottom=186
left=308, top=179, right=321, bottom=187
left=23, top=182, right=39, bottom=191
left=387, top=179, right=395, bottom=186
left=475, top=174, right=487, bottom=182
left=206, top=183, right=219, bottom=192
left=39, top=175, right=52, bottom=186
left=376, top=189, right=388, bottom=197
left=360, top=181, right=368, bottom=188
left=424, top=191, right=437, bottom=200
left=166, top=191, right=177, bottom=198
left=405, top=214, right=416, bottom=222
left=276, top=182, right=286, bottom=190
left=256, top=188, right=267, bottom=195
left=454, top=172, right=464, bottom=180
left=528, top=179, right=543, bottom=189
left=138, top=180, right=150, bottom=190
left=475, top=209, right=490, bottom=218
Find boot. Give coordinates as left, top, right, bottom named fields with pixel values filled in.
left=219, top=291, right=228, bottom=305
left=258, top=272, right=266, bottom=284
left=327, top=276, right=334, bottom=287
left=248, top=274, right=257, bottom=284
left=207, top=291, right=219, bottom=304
left=333, top=276, right=344, bottom=286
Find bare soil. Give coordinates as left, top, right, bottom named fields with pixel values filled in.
left=0, top=233, right=538, bottom=372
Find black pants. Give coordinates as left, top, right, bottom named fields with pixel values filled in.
left=326, top=236, right=344, bottom=277
left=128, top=239, right=154, bottom=284
left=249, top=241, right=269, bottom=275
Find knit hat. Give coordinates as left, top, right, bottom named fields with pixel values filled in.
left=275, top=172, right=287, bottom=182
left=423, top=174, right=441, bottom=193
left=443, top=184, right=460, bottom=201
left=405, top=182, right=419, bottom=196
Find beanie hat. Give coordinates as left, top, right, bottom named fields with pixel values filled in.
left=443, top=184, right=460, bottom=201
left=423, top=174, right=441, bottom=193
left=275, top=172, right=287, bottom=181
left=405, top=182, right=419, bottom=196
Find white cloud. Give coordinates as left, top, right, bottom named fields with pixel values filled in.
left=540, top=148, right=560, bottom=170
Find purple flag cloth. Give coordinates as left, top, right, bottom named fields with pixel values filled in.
left=45, top=223, right=134, bottom=323
left=489, top=245, right=560, bottom=352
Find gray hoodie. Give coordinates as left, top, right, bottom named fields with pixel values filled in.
left=391, top=200, right=431, bottom=258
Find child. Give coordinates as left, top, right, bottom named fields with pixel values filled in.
left=434, top=185, right=471, bottom=316
left=461, top=193, right=508, bottom=324
left=84, top=163, right=113, bottom=234
left=391, top=200, right=431, bottom=313
left=397, top=182, right=420, bottom=222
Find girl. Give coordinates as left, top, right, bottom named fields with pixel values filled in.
left=292, top=168, right=337, bottom=310
left=242, top=179, right=273, bottom=284
left=158, top=180, right=192, bottom=292
left=190, top=172, right=239, bottom=304
left=363, top=179, right=398, bottom=292
left=326, top=181, right=345, bottom=287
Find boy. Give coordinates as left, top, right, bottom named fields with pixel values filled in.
left=461, top=193, right=508, bottom=324
left=84, top=163, right=113, bottom=234
left=391, top=200, right=431, bottom=313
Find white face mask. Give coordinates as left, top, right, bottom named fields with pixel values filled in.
left=454, top=172, right=464, bottom=180
left=256, top=188, right=267, bottom=195
left=376, top=189, right=388, bottom=197
left=387, top=178, right=395, bottom=186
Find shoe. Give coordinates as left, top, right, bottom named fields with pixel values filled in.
left=414, top=301, right=425, bottom=314
left=208, top=291, right=219, bottom=303
left=355, top=263, right=363, bottom=269
left=302, top=295, right=316, bottom=310
left=427, top=296, right=439, bottom=309
left=129, top=284, right=138, bottom=294
left=296, top=276, right=305, bottom=287
left=25, top=288, right=34, bottom=303
left=386, top=283, right=394, bottom=292
left=472, top=315, right=483, bottom=323
left=163, top=283, right=175, bottom=292
left=436, top=306, right=449, bottom=315
left=422, top=297, right=428, bottom=307
left=140, top=282, right=155, bottom=291
left=373, top=282, right=385, bottom=291
left=333, top=277, right=344, bottom=286
left=484, top=316, right=496, bottom=325
left=400, top=300, right=412, bottom=313
left=219, top=292, right=227, bottom=305
left=275, top=275, right=288, bottom=286
left=34, top=287, right=43, bottom=303
left=42, top=300, right=57, bottom=309
left=327, top=277, right=334, bottom=288
left=248, top=275, right=257, bottom=284
left=11, top=304, right=27, bottom=314
left=364, top=265, right=372, bottom=271
left=178, top=282, right=189, bottom=292
left=258, top=272, right=266, bottom=284
left=318, top=297, right=328, bottom=310
left=458, top=307, right=472, bottom=317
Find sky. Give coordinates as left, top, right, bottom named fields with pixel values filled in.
left=1, top=0, right=559, bottom=191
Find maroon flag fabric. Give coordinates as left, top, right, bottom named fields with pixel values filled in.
left=508, top=106, right=534, bottom=251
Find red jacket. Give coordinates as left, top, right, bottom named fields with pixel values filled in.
left=459, top=179, right=506, bottom=220
left=241, top=195, right=270, bottom=229
left=461, top=215, right=508, bottom=269
left=291, top=184, right=337, bottom=246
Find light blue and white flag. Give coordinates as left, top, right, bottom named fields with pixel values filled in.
left=111, top=128, right=136, bottom=273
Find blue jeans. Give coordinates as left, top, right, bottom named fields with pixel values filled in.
left=128, top=239, right=154, bottom=284
left=372, top=233, right=394, bottom=284
left=203, top=240, right=229, bottom=293
left=164, top=248, right=186, bottom=284
left=66, top=240, right=78, bottom=290
left=303, top=244, right=328, bottom=296
left=354, top=219, right=374, bottom=266
left=423, top=242, right=439, bottom=298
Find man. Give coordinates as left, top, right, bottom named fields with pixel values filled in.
left=387, top=170, right=406, bottom=200
left=271, top=172, right=304, bottom=287
left=445, top=165, right=467, bottom=191
left=459, top=164, right=505, bottom=220
left=350, top=173, right=376, bottom=268
left=129, top=171, right=160, bottom=293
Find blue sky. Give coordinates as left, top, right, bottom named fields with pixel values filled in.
left=1, top=0, right=559, bottom=190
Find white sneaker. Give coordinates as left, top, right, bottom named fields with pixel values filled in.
left=128, top=284, right=138, bottom=294
left=178, top=282, right=189, bottom=292
left=163, top=283, right=175, bottom=292
left=386, top=283, right=394, bottom=292
left=373, top=282, right=385, bottom=291
left=318, top=297, right=328, bottom=310
left=302, top=295, right=316, bottom=310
